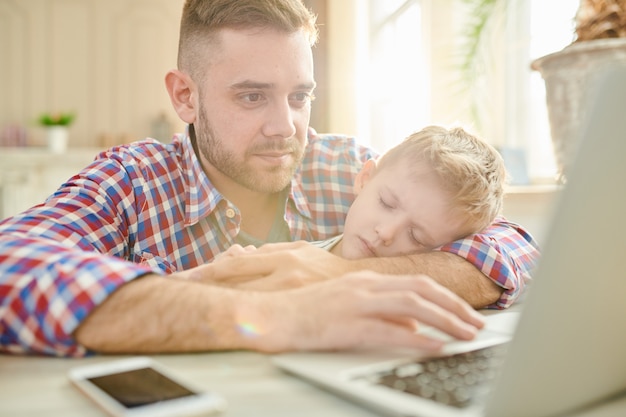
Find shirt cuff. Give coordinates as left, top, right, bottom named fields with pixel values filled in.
left=439, top=219, right=540, bottom=309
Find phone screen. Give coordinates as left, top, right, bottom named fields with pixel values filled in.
left=87, top=367, right=197, bottom=408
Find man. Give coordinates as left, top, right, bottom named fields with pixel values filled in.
left=0, top=0, right=538, bottom=357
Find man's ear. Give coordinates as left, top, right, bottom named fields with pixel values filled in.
left=353, top=159, right=378, bottom=195
left=165, top=69, right=197, bottom=124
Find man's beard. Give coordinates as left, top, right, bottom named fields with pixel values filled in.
left=194, top=107, right=305, bottom=194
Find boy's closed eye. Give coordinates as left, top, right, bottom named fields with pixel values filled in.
left=379, top=196, right=394, bottom=209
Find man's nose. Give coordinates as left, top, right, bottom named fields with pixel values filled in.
left=263, top=99, right=297, bottom=138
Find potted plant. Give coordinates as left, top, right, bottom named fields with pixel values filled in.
left=531, top=0, right=626, bottom=183
left=38, top=111, right=75, bottom=153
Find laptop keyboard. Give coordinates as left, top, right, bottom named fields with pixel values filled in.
left=372, top=344, right=508, bottom=408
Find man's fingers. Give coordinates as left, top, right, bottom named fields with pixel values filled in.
left=398, top=275, right=485, bottom=330
left=203, top=254, right=275, bottom=280
left=361, top=273, right=485, bottom=330
left=362, top=290, right=479, bottom=341
left=332, top=272, right=483, bottom=341
left=323, top=318, right=446, bottom=352
left=251, top=241, right=310, bottom=253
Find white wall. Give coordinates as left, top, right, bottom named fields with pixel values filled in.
left=0, top=0, right=185, bottom=149
left=325, top=0, right=368, bottom=139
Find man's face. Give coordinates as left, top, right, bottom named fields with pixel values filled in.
left=194, top=28, right=315, bottom=194
left=340, top=160, right=470, bottom=259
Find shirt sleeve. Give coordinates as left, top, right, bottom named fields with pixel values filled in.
left=0, top=154, right=159, bottom=357
left=438, top=217, right=541, bottom=309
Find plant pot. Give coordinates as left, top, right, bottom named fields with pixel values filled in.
left=531, top=38, right=626, bottom=183
left=46, top=126, right=69, bottom=153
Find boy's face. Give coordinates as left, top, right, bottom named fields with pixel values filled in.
left=191, top=27, right=316, bottom=194
left=340, top=160, right=469, bottom=259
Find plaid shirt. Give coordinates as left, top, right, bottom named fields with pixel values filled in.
left=0, top=130, right=540, bottom=356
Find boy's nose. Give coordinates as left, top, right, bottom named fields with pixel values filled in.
left=375, top=223, right=398, bottom=246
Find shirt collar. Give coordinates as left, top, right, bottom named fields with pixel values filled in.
left=179, top=129, right=224, bottom=226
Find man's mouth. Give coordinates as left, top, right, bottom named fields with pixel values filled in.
left=253, top=151, right=292, bottom=164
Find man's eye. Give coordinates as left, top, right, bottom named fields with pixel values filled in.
left=290, top=92, right=315, bottom=106
left=241, top=93, right=263, bottom=103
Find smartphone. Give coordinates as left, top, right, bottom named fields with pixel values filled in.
left=68, top=357, right=227, bottom=417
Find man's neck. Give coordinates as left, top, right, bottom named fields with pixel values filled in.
left=236, top=191, right=283, bottom=240
left=204, top=164, right=286, bottom=240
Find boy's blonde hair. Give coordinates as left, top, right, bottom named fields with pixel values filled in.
left=377, top=125, right=507, bottom=234
left=178, top=0, right=318, bottom=79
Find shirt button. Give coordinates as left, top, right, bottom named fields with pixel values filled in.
left=225, top=208, right=236, bottom=219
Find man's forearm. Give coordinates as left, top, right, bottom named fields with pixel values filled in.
left=74, top=274, right=270, bottom=353
left=352, top=252, right=502, bottom=309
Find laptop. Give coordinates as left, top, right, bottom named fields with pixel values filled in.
left=272, top=66, right=626, bottom=417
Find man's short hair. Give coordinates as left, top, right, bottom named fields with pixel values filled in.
left=178, top=0, right=318, bottom=79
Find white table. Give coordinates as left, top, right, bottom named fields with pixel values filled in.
left=0, top=350, right=385, bottom=417
left=2, top=306, right=626, bottom=417
left=2, top=350, right=626, bottom=417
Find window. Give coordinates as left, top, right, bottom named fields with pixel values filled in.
left=364, top=0, right=580, bottom=181
left=367, top=0, right=428, bottom=152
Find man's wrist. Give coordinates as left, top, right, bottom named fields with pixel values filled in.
left=230, top=291, right=294, bottom=353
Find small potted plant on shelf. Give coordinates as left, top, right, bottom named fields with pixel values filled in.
left=38, top=111, right=75, bottom=153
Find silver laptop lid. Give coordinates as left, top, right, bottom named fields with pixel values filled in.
left=484, top=67, right=626, bottom=417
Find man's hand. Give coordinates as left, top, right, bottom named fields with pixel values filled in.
left=212, top=243, right=257, bottom=262
left=195, top=241, right=351, bottom=289
left=250, top=270, right=486, bottom=352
